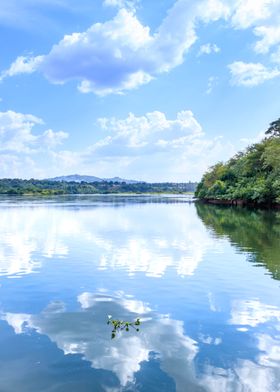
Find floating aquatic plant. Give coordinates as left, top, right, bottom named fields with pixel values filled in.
left=107, top=315, right=141, bottom=339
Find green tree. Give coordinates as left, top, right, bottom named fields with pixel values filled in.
left=196, top=117, right=280, bottom=205
left=265, top=118, right=280, bottom=138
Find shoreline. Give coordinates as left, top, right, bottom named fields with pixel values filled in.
left=199, top=198, right=280, bottom=209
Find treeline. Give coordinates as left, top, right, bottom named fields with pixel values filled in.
left=0, top=179, right=197, bottom=195
left=195, top=118, right=280, bottom=205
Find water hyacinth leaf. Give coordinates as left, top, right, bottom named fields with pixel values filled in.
left=107, top=316, right=141, bottom=339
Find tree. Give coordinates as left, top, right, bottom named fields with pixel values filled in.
left=265, top=118, right=280, bottom=137
left=195, top=118, right=280, bottom=204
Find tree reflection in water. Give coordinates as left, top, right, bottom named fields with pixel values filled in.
left=196, top=203, right=280, bottom=280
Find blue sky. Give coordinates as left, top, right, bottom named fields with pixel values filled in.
left=0, top=0, right=280, bottom=181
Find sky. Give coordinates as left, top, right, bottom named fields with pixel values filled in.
left=0, top=0, right=280, bottom=182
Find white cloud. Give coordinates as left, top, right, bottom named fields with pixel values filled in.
left=240, top=130, right=266, bottom=145
left=39, top=128, right=68, bottom=148
left=1, top=0, right=280, bottom=91
left=254, top=25, right=280, bottom=54
left=0, top=0, right=229, bottom=95
left=0, top=154, right=47, bottom=179
left=40, top=8, right=155, bottom=95
left=0, top=56, right=44, bottom=81
left=50, top=109, right=234, bottom=181
left=230, top=0, right=279, bottom=29
left=0, top=110, right=68, bottom=178
left=228, top=61, right=280, bottom=86
left=206, top=76, right=218, bottom=94
left=227, top=0, right=280, bottom=87
left=0, top=110, right=68, bottom=153
left=95, top=110, right=203, bottom=151
left=0, top=107, right=235, bottom=180
left=0, top=111, right=42, bottom=153
left=198, top=43, right=220, bottom=56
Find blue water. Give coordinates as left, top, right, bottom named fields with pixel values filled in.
left=0, top=196, right=279, bottom=391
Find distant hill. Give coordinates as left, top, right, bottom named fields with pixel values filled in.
left=47, top=174, right=141, bottom=184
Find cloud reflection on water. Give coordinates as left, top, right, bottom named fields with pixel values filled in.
left=2, top=291, right=200, bottom=391
left=2, top=292, right=280, bottom=392
left=0, top=200, right=222, bottom=279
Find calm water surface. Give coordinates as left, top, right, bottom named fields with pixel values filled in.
left=0, top=196, right=279, bottom=392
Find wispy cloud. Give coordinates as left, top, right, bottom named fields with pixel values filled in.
left=0, top=0, right=75, bottom=28
left=197, top=43, right=220, bottom=56
left=205, top=76, right=218, bottom=94
left=103, top=0, right=140, bottom=12
left=228, top=61, right=280, bottom=86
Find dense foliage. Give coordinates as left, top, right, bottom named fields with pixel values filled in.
left=0, top=179, right=197, bottom=195
left=196, top=203, right=280, bottom=280
left=195, top=118, right=280, bottom=205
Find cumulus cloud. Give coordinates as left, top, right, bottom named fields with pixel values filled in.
left=228, top=61, right=280, bottom=86
left=0, top=110, right=68, bottom=178
left=1, top=0, right=229, bottom=94
left=2, top=0, right=280, bottom=91
left=0, top=111, right=41, bottom=153
left=0, top=110, right=68, bottom=153
left=228, top=0, right=280, bottom=87
left=95, top=110, right=203, bottom=151
left=230, top=0, right=279, bottom=29
left=50, top=109, right=234, bottom=181
left=0, top=107, right=235, bottom=180
left=39, top=128, right=68, bottom=148
left=254, top=25, right=280, bottom=54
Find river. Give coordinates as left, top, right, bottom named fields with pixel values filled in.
left=0, top=195, right=279, bottom=391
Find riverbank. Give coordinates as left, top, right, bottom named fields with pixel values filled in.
left=200, top=198, right=280, bottom=209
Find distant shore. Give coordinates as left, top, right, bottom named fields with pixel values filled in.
left=0, top=178, right=197, bottom=196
